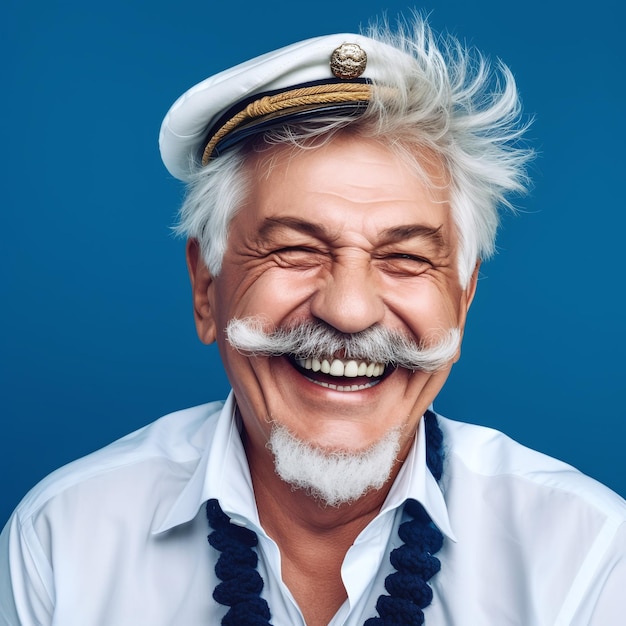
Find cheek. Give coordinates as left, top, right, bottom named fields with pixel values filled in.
left=385, top=280, right=466, bottom=332
left=221, top=268, right=322, bottom=325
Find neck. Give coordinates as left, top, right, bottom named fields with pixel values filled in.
left=249, top=447, right=404, bottom=625
left=244, top=428, right=410, bottom=625
left=207, top=410, right=445, bottom=626
left=243, top=423, right=410, bottom=533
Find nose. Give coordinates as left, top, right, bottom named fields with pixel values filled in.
left=309, top=254, right=385, bottom=334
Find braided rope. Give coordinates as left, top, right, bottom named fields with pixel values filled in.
left=364, top=498, right=443, bottom=626
left=206, top=499, right=272, bottom=625
left=363, top=412, right=444, bottom=626
left=207, top=410, right=444, bottom=625
left=201, top=83, right=372, bottom=164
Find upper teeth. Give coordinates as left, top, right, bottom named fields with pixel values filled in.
left=295, top=357, right=385, bottom=378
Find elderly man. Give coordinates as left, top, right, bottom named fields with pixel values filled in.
left=2, top=16, right=625, bottom=626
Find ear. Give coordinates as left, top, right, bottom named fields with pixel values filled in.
left=186, top=239, right=217, bottom=344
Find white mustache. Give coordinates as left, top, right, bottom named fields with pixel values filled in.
left=226, top=318, right=460, bottom=373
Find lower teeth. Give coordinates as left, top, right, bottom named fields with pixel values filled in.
left=310, top=378, right=378, bottom=391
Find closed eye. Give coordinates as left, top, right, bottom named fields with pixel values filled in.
left=374, top=252, right=432, bottom=276
left=272, top=246, right=327, bottom=268
left=389, top=253, right=430, bottom=263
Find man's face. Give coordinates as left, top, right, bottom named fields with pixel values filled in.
left=189, top=135, right=478, bottom=461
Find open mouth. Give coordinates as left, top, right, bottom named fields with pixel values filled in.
left=290, top=355, right=387, bottom=392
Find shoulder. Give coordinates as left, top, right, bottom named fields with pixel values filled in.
left=437, top=413, right=626, bottom=520
left=13, top=400, right=226, bottom=526
left=435, top=414, right=626, bottom=623
left=0, top=400, right=227, bottom=623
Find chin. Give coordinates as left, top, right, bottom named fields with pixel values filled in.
left=267, top=423, right=402, bottom=507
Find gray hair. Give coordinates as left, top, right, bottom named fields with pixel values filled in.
left=174, top=15, right=533, bottom=287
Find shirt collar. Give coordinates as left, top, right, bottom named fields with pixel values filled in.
left=153, top=392, right=455, bottom=542
left=151, top=392, right=260, bottom=534
left=380, top=412, right=456, bottom=541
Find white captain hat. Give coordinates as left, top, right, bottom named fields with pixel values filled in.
left=159, top=33, right=411, bottom=182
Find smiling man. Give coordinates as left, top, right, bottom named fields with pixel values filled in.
left=2, top=15, right=626, bottom=626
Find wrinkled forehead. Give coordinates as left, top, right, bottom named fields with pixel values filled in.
left=244, top=130, right=451, bottom=205
left=235, top=134, right=456, bottom=246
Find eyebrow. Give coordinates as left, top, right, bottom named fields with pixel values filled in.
left=258, top=216, right=446, bottom=248
left=257, top=217, right=341, bottom=243
left=378, top=224, right=445, bottom=248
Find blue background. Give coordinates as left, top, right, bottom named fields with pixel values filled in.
left=2, top=0, right=624, bottom=527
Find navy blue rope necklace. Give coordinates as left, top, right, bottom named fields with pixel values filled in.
left=207, top=410, right=444, bottom=625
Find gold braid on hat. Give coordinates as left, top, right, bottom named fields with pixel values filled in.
left=201, top=82, right=372, bottom=164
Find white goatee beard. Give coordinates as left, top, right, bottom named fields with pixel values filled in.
left=267, top=425, right=402, bottom=507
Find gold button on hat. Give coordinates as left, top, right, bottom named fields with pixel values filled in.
left=330, top=43, right=367, bottom=79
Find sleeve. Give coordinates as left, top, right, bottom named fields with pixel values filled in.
left=0, top=511, right=54, bottom=626
left=587, top=521, right=626, bottom=626
left=555, top=518, right=626, bottom=625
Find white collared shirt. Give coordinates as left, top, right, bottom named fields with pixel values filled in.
left=1, top=393, right=625, bottom=625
